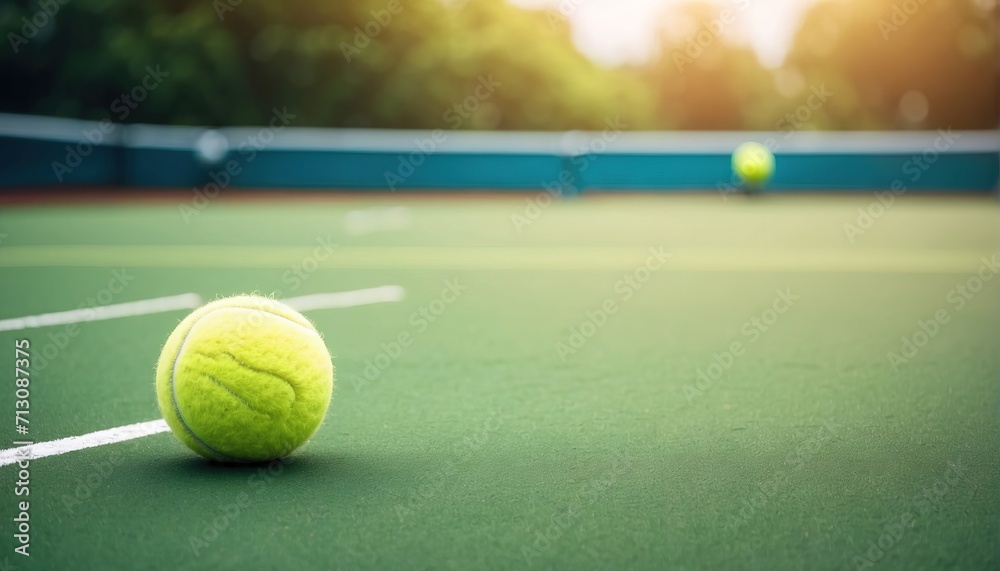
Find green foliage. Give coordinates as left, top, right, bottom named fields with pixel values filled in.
left=0, top=0, right=995, bottom=129
left=784, top=0, right=998, bottom=129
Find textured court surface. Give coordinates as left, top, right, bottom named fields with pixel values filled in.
left=0, top=194, right=997, bottom=570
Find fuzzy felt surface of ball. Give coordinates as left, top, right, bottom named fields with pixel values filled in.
left=155, top=295, right=334, bottom=462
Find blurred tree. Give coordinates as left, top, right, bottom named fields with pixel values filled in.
left=641, top=2, right=776, bottom=130
left=785, top=0, right=998, bottom=129
left=0, top=0, right=653, bottom=129
left=0, top=0, right=995, bottom=129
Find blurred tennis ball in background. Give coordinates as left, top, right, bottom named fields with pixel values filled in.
left=732, top=142, right=775, bottom=188
left=156, top=295, right=334, bottom=462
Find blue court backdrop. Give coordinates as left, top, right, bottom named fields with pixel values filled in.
left=1, top=113, right=997, bottom=193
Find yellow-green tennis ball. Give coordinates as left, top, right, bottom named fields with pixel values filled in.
left=155, top=295, right=334, bottom=462
left=732, top=142, right=775, bottom=186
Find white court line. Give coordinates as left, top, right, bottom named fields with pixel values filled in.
left=0, top=293, right=204, bottom=332
left=0, top=285, right=406, bottom=466
left=344, top=206, right=413, bottom=236
left=0, top=420, right=170, bottom=467
left=282, top=285, right=405, bottom=311
left=0, top=286, right=406, bottom=332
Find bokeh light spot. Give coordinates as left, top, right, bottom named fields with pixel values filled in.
left=898, top=90, right=929, bottom=124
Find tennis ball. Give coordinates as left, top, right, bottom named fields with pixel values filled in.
left=732, top=142, right=775, bottom=187
left=155, top=295, right=334, bottom=462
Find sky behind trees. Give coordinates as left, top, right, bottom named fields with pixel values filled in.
left=508, top=0, right=822, bottom=67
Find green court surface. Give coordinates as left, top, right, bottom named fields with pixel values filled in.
left=0, top=194, right=998, bottom=570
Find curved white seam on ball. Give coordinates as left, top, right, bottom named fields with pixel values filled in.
left=259, top=309, right=320, bottom=336
left=170, top=307, right=240, bottom=462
